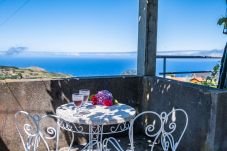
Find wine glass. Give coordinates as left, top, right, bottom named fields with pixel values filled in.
left=79, top=89, right=90, bottom=106
left=72, top=93, right=84, bottom=116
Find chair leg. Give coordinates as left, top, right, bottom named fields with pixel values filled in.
left=56, top=119, right=60, bottom=151
left=67, top=132, right=74, bottom=151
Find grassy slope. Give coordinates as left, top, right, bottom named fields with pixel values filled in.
left=0, top=66, right=71, bottom=80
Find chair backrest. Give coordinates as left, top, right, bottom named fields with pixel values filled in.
left=129, top=108, right=188, bottom=151
left=160, top=109, right=188, bottom=151
left=15, top=111, right=61, bottom=151
left=129, top=111, right=164, bottom=151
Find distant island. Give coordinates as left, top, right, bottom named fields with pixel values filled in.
left=0, top=66, right=71, bottom=80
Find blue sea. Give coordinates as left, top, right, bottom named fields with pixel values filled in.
left=0, top=56, right=221, bottom=77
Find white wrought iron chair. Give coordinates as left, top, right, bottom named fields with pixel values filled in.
left=15, top=111, right=73, bottom=151
left=103, top=108, right=188, bottom=151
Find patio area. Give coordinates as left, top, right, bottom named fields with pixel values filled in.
left=58, top=135, right=164, bottom=151
left=0, top=0, right=227, bottom=150
left=1, top=76, right=227, bottom=151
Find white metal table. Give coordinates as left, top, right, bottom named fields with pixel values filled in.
left=56, top=102, right=136, bottom=151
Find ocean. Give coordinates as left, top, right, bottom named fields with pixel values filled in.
left=0, top=56, right=221, bottom=77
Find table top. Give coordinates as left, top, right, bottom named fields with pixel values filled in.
left=56, top=102, right=136, bottom=125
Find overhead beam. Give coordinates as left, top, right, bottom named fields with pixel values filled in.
left=137, top=0, right=158, bottom=76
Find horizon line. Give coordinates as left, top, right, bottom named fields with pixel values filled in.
left=0, top=49, right=224, bottom=53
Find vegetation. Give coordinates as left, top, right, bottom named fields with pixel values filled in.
left=217, top=17, right=227, bottom=28
left=201, top=64, right=220, bottom=87
left=0, top=66, right=71, bottom=80
left=217, top=0, right=227, bottom=32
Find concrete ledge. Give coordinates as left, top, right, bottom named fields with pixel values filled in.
left=0, top=76, right=227, bottom=151
left=141, top=76, right=227, bottom=151
left=0, top=76, right=142, bottom=151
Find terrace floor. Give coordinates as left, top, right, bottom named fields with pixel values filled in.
left=58, top=135, right=163, bottom=151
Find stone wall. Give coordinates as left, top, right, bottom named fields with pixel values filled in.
left=0, top=76, right=227, bottom=151
left=0, top=76, right=142, bottom=151
left=213, top=92, right=227, bottom=150
left=141, top=76, right=227, bottom=151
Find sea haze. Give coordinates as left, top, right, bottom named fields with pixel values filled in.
left=0, top=48, right=224, bottom=57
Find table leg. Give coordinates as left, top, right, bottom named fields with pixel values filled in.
left=98, top=125, right=103, bottom=151
left=89, top=125, right=93, bottom=151
left=81, top=125, right=104, bottom=151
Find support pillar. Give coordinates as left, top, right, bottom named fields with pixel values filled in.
left=137, top=0, right=158, bottom=76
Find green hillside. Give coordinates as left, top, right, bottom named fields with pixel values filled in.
left=0, top=66, right=71, bottom=80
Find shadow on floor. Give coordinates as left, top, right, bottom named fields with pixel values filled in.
left=58, top=135, right=163, bottom=151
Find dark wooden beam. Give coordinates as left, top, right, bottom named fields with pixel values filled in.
left=137, top=0, right=158, bottom=76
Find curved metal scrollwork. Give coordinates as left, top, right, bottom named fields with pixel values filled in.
left=103, top=109, right=188, bottom=151
left=107, top=122, right=130, bottom=134
left=160, top=109, right=188, bottom=151
left=57, top=119, right=85, bottom=134
left=58, top=119, right=130, bottom=135
left=129, top=111, right=163, bottom=151
left=15, top=111, right=61, bottom=151
left=103, top=137, right=124, bottom=151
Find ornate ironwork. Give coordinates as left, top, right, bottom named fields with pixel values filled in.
left=103, top=137, right=124, bottom=151
left=109, top=122, right=130, bottom=134
left=57, top=119, right=85, bottom=134
left=103, top=109, right=188, bottom=151
left=57, top=119, right=130, bottom=151
left=58, top=119, right=130, bottom=135
left=15, top=111, right=62, bottom=151
left=160, top=109, right=188, bottom=151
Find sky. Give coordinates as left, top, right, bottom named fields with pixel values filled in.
left=0, top=0, right=226, bottom=53
left=158, top=0, right=227, bottom=51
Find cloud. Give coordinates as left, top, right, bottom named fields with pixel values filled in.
left=5, top=47, right=28, bottom=56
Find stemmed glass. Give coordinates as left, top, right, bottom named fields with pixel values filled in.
left=79, top=89, right=90, bottom=106
left=72, top=93, right=84, bottom=116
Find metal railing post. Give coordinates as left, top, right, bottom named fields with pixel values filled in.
left=163, top=57, right=166, bottom=78
left=156, top=55, right=222, bottom=77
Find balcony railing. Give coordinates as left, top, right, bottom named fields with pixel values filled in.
left=156, top=55, right=222, bottom=78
